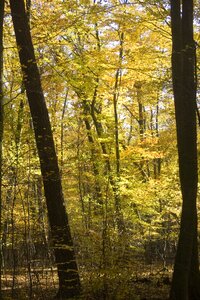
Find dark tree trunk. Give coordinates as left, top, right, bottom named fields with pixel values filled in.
left=170, top=0, right=200, bottom=299
left=9, top=0, right=81, bottom=298
left=113, top=31, right=124, bottom=180
left=0, top=1, right=4, bottom=297
left=154, top=102, right=161, bottom=179
left=134, top=81, right=145, bottom=140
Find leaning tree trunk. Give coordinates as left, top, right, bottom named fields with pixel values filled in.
left=9, top=0, right=81, bottom=298
left=170, top=0, right=200, bottom=299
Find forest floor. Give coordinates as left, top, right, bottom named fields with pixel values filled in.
left=1, top=266, right=171, bottom=299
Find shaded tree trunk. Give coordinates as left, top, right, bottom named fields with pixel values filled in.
left=9, top=0, right=81, bottom=298
left=170, top=0, right=200, bottom=299
left=0, top=0, right=4, bottom=296
left=60, top=90, right=68, bottom=176
left=134, top=81, right=145, bottom=140
left=153, top=100, right=161, bottom=179
left=112, top=31, right=125, bottom=234
left=113, top=32, right=124, bottom=182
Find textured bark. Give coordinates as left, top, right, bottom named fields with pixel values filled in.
left=9, top=0, right=81, bottom=298
left=170, top=0, right=200, bottom=298
left=0, top=0, right=5, bottom=298
left=0, top=1, right=4, bottom=297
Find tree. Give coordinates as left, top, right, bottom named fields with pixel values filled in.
left=0, top=1, right=4, bottom=297
left=170, top=0, right=200, bottom=299
left=9, top=0, right=81, bottom=298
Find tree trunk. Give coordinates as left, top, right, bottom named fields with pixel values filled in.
left=90, top=101, right=125, bottom=233
left=9, top=0, right=81, bottom=298
left=0, top=1, right=4, bottom=297
left=82, top=99, right=103, bottom=209
left=134, top=81, right=145, bottom=140
left=170, top=0, right=200, bottom=298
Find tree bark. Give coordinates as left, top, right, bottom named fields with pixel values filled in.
left=170, top=0, right=200, bottom=298
left=0, top=0, right=4, bottom=297
left=9, top=0, right=81, bottom=298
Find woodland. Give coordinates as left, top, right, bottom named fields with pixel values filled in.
left=0, top=0, right=200, bottom=299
